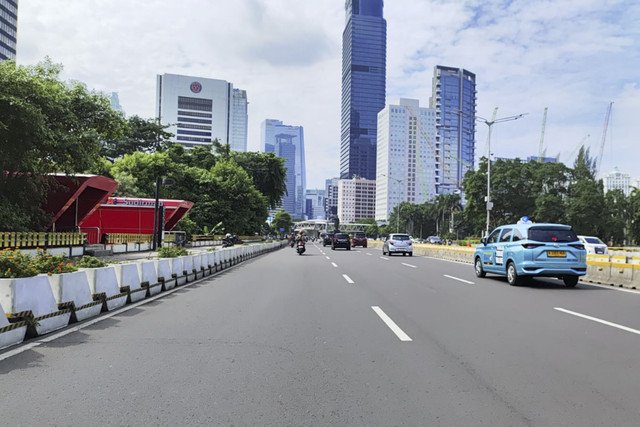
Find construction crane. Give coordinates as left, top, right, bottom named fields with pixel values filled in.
left=564, top=134, right=590, bottom=163
left=595, top=102, right=613, bottom=178
left=538, top=107, right=548, bottom=162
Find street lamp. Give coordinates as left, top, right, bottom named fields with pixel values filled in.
left=476, top=113, right=526, bottom=237
left=382, top=173, right=404, bottom=233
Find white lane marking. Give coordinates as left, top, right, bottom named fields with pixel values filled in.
left=380, top=257, right=389, bottom=261
left=444, top=274, right=475, bottom=285
left=402, top=263, right=417, bottom=268
left=371, top=306, right=413, bottom=342
left=325, top=256, right=330, bottom=260
left=582, top=283, right=640, bottom=294
left=331, top=262, right=338, bottom=268
left=366, top=253, right=372, bottom=256
left=554, top=307, right=640, bottom=336
left=343, top=274, right=354, bottom=284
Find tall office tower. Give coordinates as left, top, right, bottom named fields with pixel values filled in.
left=156, top=73, right=248, bottom=150
left=325, top=177, right=339, bottom=222
left=305, top=189, right=326, bottom=220
left=375, top=99, right=437, bottom=222
left=340, top=0, right=387, bottom=180
left=261, top=119, right=306, bottom=219
left=430, top=65, right=476, bottom=194
left=109, top=92, right=125, bottom=115
left=0, top=0, right=18, bottom=62
left=337, top=177, right=376, bottom=224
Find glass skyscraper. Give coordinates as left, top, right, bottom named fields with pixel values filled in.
left=0, top=0, right=18, bottom=62
left=261, top=119, right=306, bottom=219
left=340, top=0, right=387, bottom=180
left=430, top=65, right=476, bottom=194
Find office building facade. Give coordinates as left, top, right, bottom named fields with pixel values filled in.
left=0, top=0, right=18, bottom=62
left=430, top=65, right=476, bottom=194
left=340, top=0, right=387, bottom=180
left=325, top=177, right=339, bottom=222
left=375, top=99, right=437, bottom=221
left=305, top=189, right=326, bottom=220
left=261, top=119, right=306, bottom=219
left=338, top=177, right=376, bottom=224
left=156, top=73, right=248, bottom=150
left=603, top=167, right=632, bottom=196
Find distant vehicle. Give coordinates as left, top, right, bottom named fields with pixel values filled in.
left=323, top=234, right=334, bottom=247
left=351, top=232, right=367, bottom=248
left=474, top=223, right=587, bottom=287
left=427, top=236, right=442, bottom=244
left=332, top=233, right=351, bottom=250
left=382, top=233, right=413, bottom=256
left=577, top=235, right=608, bottom=255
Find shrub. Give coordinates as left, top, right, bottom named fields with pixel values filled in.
left=158, top=246, right=188, bottom=258
left=0, top=249, right=77, bottom=278
left=76, top=255, right=108, bottom=268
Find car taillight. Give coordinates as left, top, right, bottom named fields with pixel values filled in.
left=521, top=243, right=544, bottom=249
left=569, top=244, right=585, bottom=250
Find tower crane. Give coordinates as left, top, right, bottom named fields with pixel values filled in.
left=595, top=102, right=613, bottom=178
left=538, top=107, right=548, bottom=162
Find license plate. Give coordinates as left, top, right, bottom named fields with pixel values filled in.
left=547, top=251, right=566, bottom=257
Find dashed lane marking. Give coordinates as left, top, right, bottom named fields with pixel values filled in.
left=402, top=263, right=417, bottom=268
left=331, top=262, right=338, bottom=268
left=444, top=274, right=475, bottom=285
left=371, top=306, right=412, bottom=342
left=343, top=274, right=354, bottom=284
left=554, top=307, right=640, bottom=336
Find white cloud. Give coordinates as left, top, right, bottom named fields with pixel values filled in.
left=15, top=0, right=640, bottom=188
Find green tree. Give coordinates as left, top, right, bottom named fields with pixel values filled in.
left=271, top=210, right=293, bottom=236
left=565, top=147, right=606, bottom=236
left=0, top=59, right=126, bottom=230
left=101, top=115, right=173, bottom=159
left=233, top=151, right=288, bottom=210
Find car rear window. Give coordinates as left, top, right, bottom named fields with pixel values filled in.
left=584, top=237, right=604, bottom=244
left=335, top=233, right=349, bottom=238
left=355, top=233, right=366, bottom=238
left=392, top=235, right=410, bottom=241
left=528, top=228, right=578, bottom=243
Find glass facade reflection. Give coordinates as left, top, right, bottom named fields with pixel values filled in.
left=340, top=0, right=387, bottom=180
left=0, top=0, right=18, bottom=62
left=431, top=66, right=476, bottom=194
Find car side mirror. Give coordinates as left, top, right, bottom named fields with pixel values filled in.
left=481, top=237, right=487, bottom=246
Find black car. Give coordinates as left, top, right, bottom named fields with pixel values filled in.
left=332, top=233, right=351, bottom=250
left=323, top=234, right=334, bottom=246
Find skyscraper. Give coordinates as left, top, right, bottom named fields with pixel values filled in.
left=430, top=65, right=476, bottom=194
left=375, top=99, right=437, bottom=222
left=156, top=73, right=248, bottom=151
left=340, top=0, right=387, bottom=180
left=261, top=119, right=306, bottom=219
left=0, top=0, right=18, bottom=62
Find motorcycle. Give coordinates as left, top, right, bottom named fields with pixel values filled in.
left=296, top=241, right=306, bottom=255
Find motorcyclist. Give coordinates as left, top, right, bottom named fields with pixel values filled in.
left=295, top=231, right=306, bottom=244
left=295, top=231, right=306, bottom=254
left=222, top=233, right=234, bottom=247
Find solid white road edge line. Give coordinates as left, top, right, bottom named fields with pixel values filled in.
left=402, top=263, right=417, bottom=268
left=444, top=274, right=475, bottom=285
left=343, top=274, right=354, bottom=284
left=331, top=262, right=338, bottom=268
left=554, top=307, right=640, bottom=336
left=371, top=306, right=413, bottom=342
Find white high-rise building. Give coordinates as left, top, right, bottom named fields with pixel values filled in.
left=155, top=73, right=248, bottom=150
left=261, top=119, right=306, bottom=219
left=603, top=167, right=632, bottom=196
left=375, top=99, right=437, bottom=222
left=338, top=177, right=376, bottom=224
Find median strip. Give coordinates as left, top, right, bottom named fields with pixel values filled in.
left=371, top=306, right=412, bottom=342
left=554, top=307, right=640, bottom=336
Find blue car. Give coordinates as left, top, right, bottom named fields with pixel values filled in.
left=473, top=223, right=587, bottom=287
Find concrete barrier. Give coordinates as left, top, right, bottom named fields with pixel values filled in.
left=171, top=257, right=186, bottom=286
left=154, top=259, right=176, bottom=291
left=584, top=254, right=612, bottom=285
left=112, top=263, right=146, bottom=303
left=137, top=261, right=161, bottom=297
left=81, top=266, right=128, bottom=311
left=0, top=301, right=27, bottom=350
left=193, top=254, right=203, bottom=279
left=182, top=255, right=196, bottom=282
left=48, top=271, right=103, bottom=322
left=0, top=276, right=71, bottom=336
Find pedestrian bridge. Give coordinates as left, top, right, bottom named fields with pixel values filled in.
left=293, top=220, right=368, bottom=237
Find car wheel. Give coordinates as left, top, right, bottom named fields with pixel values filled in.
left=563, top=276, right=579, bottom=287
left=474, top=257, right=486, bottom=278
left=408, top=252, right=413, bottom=257
left=347, top=246, right=351, bottom=251
left=507, top=261, right=519, bottom=286
left=364, top=245, right=367, bottom=248
left=402, top=252, right=406, bottom=256
left=331, top=246, right=335, bottom=250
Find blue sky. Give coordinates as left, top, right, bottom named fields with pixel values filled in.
left=16, top=0, right=640, bottom=189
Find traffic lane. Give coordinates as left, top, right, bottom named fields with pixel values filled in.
left=319, top=246, right=640, bottom=425
left=0, top=248, right=526, bottom=426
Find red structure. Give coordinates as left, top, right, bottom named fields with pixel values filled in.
left=79, top=197, right=194, bottom=244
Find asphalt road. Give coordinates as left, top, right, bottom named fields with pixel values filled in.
left=1, top=243, right=640, bottom=426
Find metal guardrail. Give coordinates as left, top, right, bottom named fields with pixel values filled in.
left=0, top=232, right=83, bottom=249
left=105, top=233, right=153, bottom=244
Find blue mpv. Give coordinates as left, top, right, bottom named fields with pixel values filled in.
left=474, top=223, right=587, bottom=287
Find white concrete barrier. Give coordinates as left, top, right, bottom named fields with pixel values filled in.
left=111, top=244, right=127, bottom=254
left=0, top=276, right=71, bottom=336
left=192, top=253, right=203, bottom=279
left=0, top=301, right=27, bottom=350
left=48, top=271, right=102, bottom=322
left=137, top=261, right=161, bottom=297
left=81, top=266, right=128, bottom=311
left=181, top=255, right=195, bottom=282
left=112, top=263, right=146, bottom=303
left=154, top=259, right=176, bottom=291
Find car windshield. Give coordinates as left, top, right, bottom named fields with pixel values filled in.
left=584, top=237, right=605, bottom=244
left=392, top=235, right=410, bottom=241
left=528, top=228, right=578, bottom=243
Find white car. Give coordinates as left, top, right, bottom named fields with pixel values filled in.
left=577, top=235, right=608, bottom=255
left=382, top=233, right=413, bottom=256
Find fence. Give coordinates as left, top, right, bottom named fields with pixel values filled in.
left=0, top=232, right=83, bottom=249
